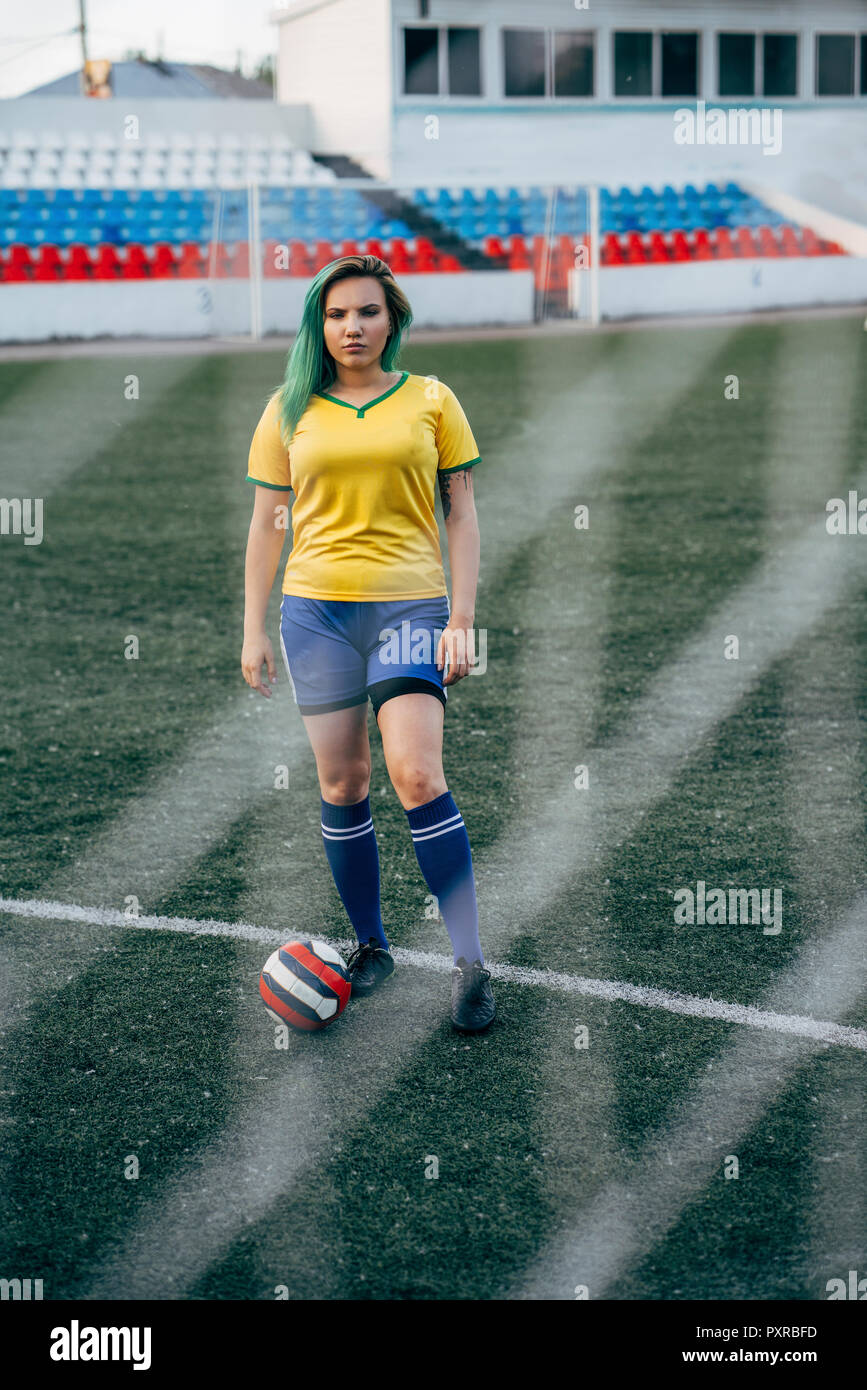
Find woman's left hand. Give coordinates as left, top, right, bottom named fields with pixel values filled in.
left=436, top=618, right=476, bottom=685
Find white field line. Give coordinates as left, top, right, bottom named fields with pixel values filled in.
left=508, top=316, right=867, bottom=1301
left=2, top=895, right=866, bottom=1052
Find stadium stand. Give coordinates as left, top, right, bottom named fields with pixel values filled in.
left=0, top=175, right=845, bottom=288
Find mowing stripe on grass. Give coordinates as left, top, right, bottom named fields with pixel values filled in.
left=508, top=883, right=867, bottom=1300
left=2, top=896, right=865, bottom=1051
left=508, top=318, right=867, bottom=1301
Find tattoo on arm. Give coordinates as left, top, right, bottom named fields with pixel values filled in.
left=437, top=468, right=472, bottom=522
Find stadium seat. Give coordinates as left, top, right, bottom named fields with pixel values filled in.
left=32, top=245, right=63, bottom=280
left=177, top=242, right=205, bottom=278
left=65, top=244, right=94, bottom=279
left=602, top=233, right=623, bottom=266
left=121, top=244, right=152, bottom=279
left=779, top=225, right=802, bottom=258
left=692, top=228, right=714, bottom=261
left=151, top=242, right=179, bottom=277
left=714, top=228, right=736, bottom=259
left=4, top=245, right=34, bottom=281
left=646, top=232, right=670, bottom=264
left=669, top=231, right=691, bottom=263
left=735, top=227, right=758, bottom=257
left=93, top=244, right=123, bottom=278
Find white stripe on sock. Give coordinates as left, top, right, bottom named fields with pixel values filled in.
left=321, top=819, right=374, bottom=840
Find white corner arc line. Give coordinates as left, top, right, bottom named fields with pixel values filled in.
left=1, top=896, right=864, bottom=1052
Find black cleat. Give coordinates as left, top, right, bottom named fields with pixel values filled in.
left=347, top=938, right=395, bottom=998
left=451, top=957, right=495, bottom=1032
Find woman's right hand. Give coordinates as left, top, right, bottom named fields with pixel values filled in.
left=241, top=632, right=278, bottom=698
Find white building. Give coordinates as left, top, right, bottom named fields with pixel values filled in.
left=272, top=0, right=867, bottom=204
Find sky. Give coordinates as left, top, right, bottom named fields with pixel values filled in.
left=0, top=0, right=283, bottom=98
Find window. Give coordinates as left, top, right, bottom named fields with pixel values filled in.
left=402, top=26, right=481, bottom=97
left=763, top=34, right=797, bottom=97
left=816, top=34, right=855, bottom=95
left=404, top=28, right=438, bottom=95
left=719, top=33, right=755, bottom=96
left=552, top=31, right=591, bottom=97
left=661, top=32, right=699, bottom=97
left=448, top=28, right=481, bottom=96
left=553, top=31, right=594, bottom=97
left=614, top=32, right=652, bottom=97
left=504, top=28, right=545, bottom=97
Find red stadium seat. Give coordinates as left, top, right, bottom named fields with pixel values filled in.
left=439, top=252, right=464, bottom=271
left=415, top=248, right=439, bottom=272
left=623, top=233, right=647, bottom=264
left=506, top=235, right=530, bottom=269
left=714, top=228, right=736, bottom=259
left=693, top=228, right=713, bottom=260
left=151, top=243, right=179, bottom=277
left=93, top=244, right=123, bottom=279
left=121, top=245, right=152, bottom=279
left=365, top=238, right=387, bottom=261
left=387, top=246, right=413, bottom=274
left=5, top=245, right=34, bottom=281
left=734, top=227, right=758, bottom=257
left=65, top=245, right=95, bottom=280
left=311, top=240, right=335, bottom=271
left=33, top=245, right=63, bottom=281
left=757, top=226, right=780, bottom=257
left=601, top=232, right=624, bottom=266
left=670, top=230, right=691, bottom=262
left=483, top=235, right=508, bottom=259
left=820, top=238, right=845, bottom=255
left=288, top=240, right=313, bottom=275
left=779, top=226, right=802, bottom=258
left=339, top=239, right=361, bottom=257
left=177, top=242, right=205, bottom=278
left=647, top=231, right=670, bottom=263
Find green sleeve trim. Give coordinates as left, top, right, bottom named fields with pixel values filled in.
left=438, top=455, right=481, bottom=475
left=246, top=475, right=292, bottom=492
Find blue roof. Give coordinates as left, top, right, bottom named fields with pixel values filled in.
left=21, top=59, right=272, bottom=100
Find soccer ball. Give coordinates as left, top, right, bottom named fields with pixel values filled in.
left=259, top=939, right=351, bottom=1031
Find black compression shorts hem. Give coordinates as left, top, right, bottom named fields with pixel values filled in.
left=368, top=676, right=447, bottom=718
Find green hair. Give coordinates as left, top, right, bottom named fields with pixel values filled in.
left=276, top=255, right=413, bottom=447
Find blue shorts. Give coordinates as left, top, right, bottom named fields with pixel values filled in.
left=279, top=594, right=452, bottom=718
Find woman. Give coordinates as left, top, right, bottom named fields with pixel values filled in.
left=241, top=254, right=494, bottom=1033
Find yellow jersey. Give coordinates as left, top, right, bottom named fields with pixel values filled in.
left=246, top=371, right=481, bottom=601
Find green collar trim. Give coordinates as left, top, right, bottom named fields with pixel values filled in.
left=316, top=370, right=409, bottom=418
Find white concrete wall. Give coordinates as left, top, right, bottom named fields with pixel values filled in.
left=0, top=270, right=533, bottom=342
left=574, top=255, right=867, bottom=320
left=1, top=97, right=313, bottom=145
left=390, top=107, right=867, bottom=193
left=274, top=0, right=392, bottom=176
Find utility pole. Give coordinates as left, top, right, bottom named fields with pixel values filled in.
left=78, top=0, right=89, bottom=95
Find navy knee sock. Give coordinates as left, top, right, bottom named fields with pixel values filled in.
left=320, top=794, right=389, bottom=950
left=405, top=790, right=483, bottom=965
